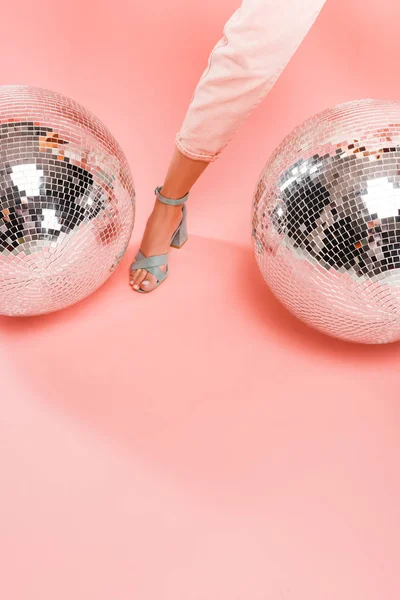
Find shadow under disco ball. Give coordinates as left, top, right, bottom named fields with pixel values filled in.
left=251, top=98, right=400, bottom=344
left=0, top=84, right=135, bottom=317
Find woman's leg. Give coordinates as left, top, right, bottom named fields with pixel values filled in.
left=130, top=0, right=328, bottom=292
left=130, top=149, right=210, bottom=291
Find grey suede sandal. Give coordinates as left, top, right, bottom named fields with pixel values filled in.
left=130, top=186, right=189, bottom=293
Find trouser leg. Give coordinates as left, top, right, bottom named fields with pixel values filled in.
left=175, top=0, right=327, bottom=162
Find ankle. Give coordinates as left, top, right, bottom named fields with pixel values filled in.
left=159, top=184, right=189, bottom=199
left=152, top=199, right=183, bottom=224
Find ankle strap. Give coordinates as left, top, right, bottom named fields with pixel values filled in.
left=154, top=186, right=189, bottom=206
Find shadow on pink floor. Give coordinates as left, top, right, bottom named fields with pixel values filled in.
left=1, top=234, right=399, bottom=600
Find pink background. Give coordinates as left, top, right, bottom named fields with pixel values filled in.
left=1, top=0, right=400, bottom=599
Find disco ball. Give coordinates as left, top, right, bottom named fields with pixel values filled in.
left=0, top=85, right=135, bottom=317
left=251, top=98, right=400, bottom=344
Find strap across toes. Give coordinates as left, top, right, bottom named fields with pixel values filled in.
left=130, top=250, right=169, bottom=289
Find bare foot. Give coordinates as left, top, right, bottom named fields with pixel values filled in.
left=129, top=196, right=184, bottom=292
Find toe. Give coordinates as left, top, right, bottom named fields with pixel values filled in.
left=140, top=266, right=167, bottom=292
left=134, top=269, right=150, bottom=291
left=130, top=268, right=142, bottom=289
left=140, top=272, right=158, bottom=292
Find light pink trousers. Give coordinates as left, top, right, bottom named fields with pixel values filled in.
left=175, top=0, right=327, bottom=162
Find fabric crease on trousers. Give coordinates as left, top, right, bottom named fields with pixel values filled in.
left=175, top=0, right=328, bottom=162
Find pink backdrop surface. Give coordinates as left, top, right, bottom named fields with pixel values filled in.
left=1, top=1, right=400, bottom=599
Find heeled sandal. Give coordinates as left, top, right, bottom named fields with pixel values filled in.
left=130, top=186, right=189, bottom=293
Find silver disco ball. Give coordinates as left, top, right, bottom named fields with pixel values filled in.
left=251, top=98, right=400, bottom=344
left=0, top=85, right=135, bottom=316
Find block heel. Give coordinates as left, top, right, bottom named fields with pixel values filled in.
left=170, top=204, right=188, bottom=249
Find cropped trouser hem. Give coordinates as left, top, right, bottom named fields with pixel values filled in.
left=175, top=0, right=327, bottom=162
left=174, top=132, right=221, bottom=163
